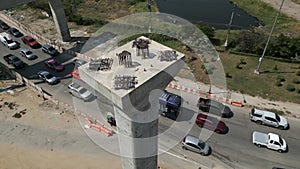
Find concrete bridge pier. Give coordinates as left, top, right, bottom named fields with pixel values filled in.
left=48, top=0, right=71, bottom=42
left=79, top=37, right=185, bottom=169
left=115, top=104, right=158, bottom=169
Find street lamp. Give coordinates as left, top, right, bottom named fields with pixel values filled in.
left=224, top=4, right=236, bottom=48
left=255, top=0, right=285, bottom=74
left=147, top=0, right=152, bottom=33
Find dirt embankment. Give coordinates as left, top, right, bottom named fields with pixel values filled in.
left=260, top=0, right=300, bottom=21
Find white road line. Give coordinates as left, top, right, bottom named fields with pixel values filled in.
left=162, top=151, right=210, bottom=168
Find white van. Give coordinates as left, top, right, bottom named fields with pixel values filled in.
left=0, top=32, right=19, bottom=49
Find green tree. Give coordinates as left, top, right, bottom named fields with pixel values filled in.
left=236, top=29, right=266, bottom=54
left=267, top=34, right=291, bottom=59
left=267, top=34, right=300, bottom=59
left=195, top=22, right=215, bottom=39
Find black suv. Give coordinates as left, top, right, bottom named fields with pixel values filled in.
left=0, top=20, right=9, bottom=30
left=3, top=54, right=25, bottom=69
left=8, top=27, right=23, bottom=37
left=42, top=44, right=59, bottom=56
left=197, top=97, right=233, bottom=118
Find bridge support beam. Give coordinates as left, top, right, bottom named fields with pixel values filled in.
left=48, top=0, right=71, bottom=42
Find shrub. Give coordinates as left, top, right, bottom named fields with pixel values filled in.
left=286, top=84, right=295, bottom=92
left=273, top=65, right=278, bottom=71
left=276, top=75, right=285, bottom=82
left=195, top=22, right=215, bottom=39
left=296, top=70, right=300, bottom=76
left=240, top=58, right=246, bottom=64
left=292, top=78, right=300, bottom=84
left=236, top=63, right=241, bottom=69
left=204, top=69, right=208, bottom=74
left=127, top=0, right=146, bottom=5
left=226, top=72, right=232, bottom=78
left=275, top=80, right=282, bottom=86
left=28, top=1, right=51, bottom=15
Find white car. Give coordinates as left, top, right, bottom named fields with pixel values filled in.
left=20, top=48, right=37, bottom=60
left=181, top=135, right=210, bottom=155
left=37, top=71, right=59, bottom=85
left=68, top=83, right=93, bottom=101
left=0, top=32, right=19, bottom=49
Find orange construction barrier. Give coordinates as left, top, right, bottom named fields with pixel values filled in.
left=231, top=101, right=243, bottom=107
left=85, top=118, right=113, bottom=136
left=71, top=69, right=81, bottom=80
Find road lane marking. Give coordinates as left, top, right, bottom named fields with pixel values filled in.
left=163, top=151, right=198, bottom=164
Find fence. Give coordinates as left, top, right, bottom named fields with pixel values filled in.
left=9, top=69, right=114, bottom=136
left=0, top=11, right=92, bottom=60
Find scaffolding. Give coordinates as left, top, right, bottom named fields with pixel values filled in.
left=116, top=50, right=132, bottom=68
left=114, top=75, right=138, bottom=90
left=132, top=38, right=150, bottom=58
left=159, top=50, right=178, bottom=61
left=89, top=58, right=113, bottom=71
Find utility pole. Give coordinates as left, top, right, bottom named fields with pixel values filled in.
left=147, top=0, right=152, bottom=33
left=255, top=0, right=285, bottom=74
left=224, top=4, right=236, bottom=48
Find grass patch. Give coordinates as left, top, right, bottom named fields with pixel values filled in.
left=215, top=0, right=300, bottom=45
left=229, top=0, right=294, bottom=26
left=220, top=52, right=300, bottom=103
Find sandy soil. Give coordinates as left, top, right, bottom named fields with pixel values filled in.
left=260, top=0, right=300, bottom=21
left=0, top=85, right=177, bottom=169
left=0, top=86, right=122, bottom=169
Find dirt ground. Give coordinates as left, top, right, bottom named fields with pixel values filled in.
left=0, top=86, right=123, bottom=169
left=0, top=85, right=178, bottom=169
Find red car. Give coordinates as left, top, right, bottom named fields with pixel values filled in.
left=21, top=36, right=40, bottom=48
left=196, top=113, right=228, bottom=134
left=44, top=59, right=64, bottom=71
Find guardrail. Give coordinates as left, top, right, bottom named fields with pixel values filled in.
left=167, top=82, right=243, bottom=107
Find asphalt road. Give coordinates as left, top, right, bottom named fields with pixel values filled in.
left=1, top=29, right=300, bottom=169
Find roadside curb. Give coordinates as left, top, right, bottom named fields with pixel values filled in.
left=167, top=82, right=243, bottom=107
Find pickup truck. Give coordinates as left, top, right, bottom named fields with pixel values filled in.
left=250, top=108, right=289, bottom=130
left=252, top=131, right=287, bottom=153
